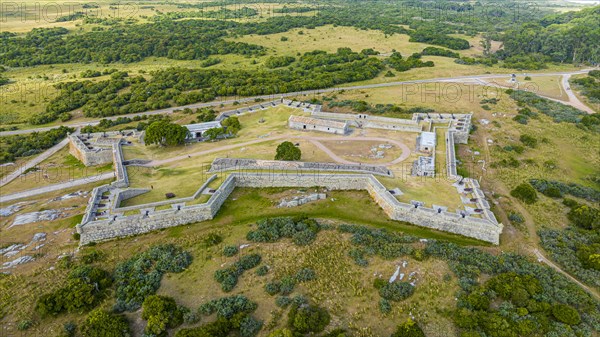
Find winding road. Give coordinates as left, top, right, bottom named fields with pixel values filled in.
left=0, top=69, right=596, bottom=137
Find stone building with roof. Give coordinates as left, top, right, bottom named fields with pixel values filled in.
left=288, top=115, right=349, bottom=135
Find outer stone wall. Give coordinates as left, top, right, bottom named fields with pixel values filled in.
left=78, top=173, right=502, bottom=245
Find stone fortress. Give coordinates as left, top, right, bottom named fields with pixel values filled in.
left=73, top=99, right=502, bottom=246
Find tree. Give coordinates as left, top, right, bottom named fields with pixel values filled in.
left=222, top=116, right=241, bottom=135
left=510, top=183, right=538, bottom=204
left=275, top=141, right=301, bottom=161
left=145, top=121, right=188, bottom=146
left=81, top=309, right=131, bottom=337
left=142, top=295, right=184, bottom=336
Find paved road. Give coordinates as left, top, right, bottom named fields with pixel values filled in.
left=147, top=135, right=412, bottom=167
left=0, top=172, right=114, bottom=203
left=561, top=74, right=597, bottom=114
left=0, top=134, right=72, bottom=188
left=1, top=69, right=595, bottom=137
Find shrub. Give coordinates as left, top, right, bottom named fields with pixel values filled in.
left=276, top=296, right=292, bottom=308
left=36, top=266, right=112, bottom=316
left=530, top=179, right=600, bottom=202
left=63, top=322, right=77, bottom=337
left=214, top=254, right=262, bottom=292
left=265, top=281, right=281, bottom=296
left=295, top=268, right=316, bottom=282
left=142, top=295, right=184, bottom=336
left=17, top=319, right=33, bottom=331
left=552, top=304, right=581, bottom=325
left=255, top=265, right=269, bottom=276
left=373, top=278, right=387, bottom=289
left=81, top=309, right=131, bottom=337
left=379, top=298, right=391, bottom=314
left=204, top=233, right=223, bottom=247
left=279, top=275, right=296, bottom=295
left=391, top=319, right=425, bottom=337
left=223, top=245, right=239, bottom=257
left=113, top=245, right=192, bottom=311
left=543, top=186, right=563, bottom=198
left=247, top=217, right=320, bottom=246
left=199, top=295, right=257, bottom=319
left=510, top=183, right=538, bottom=204
left=239, top=315, right=263, bottom=337
left=567, top=205, right=600, bottom=230
left=287, top=304, right=330, bottom=334
left=519, top=134, right=538, bottom=148
left=379, top=282, right=415, bottom=301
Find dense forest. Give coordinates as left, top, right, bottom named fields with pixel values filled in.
left=500, top=6, right=600, bottom=64
left=0, top=0, right=561, bottom=68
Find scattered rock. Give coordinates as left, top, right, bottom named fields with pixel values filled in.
left=11, top=210, right=60, bottom=228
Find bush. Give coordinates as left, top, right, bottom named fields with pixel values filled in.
left=530, top=179, right=600, bottom=202
left=373, top=278, right=387, bottom=289
left=391, top=319, right=425, bottom=337
left=255, top=265, right=269, bottom=276
left=265, top=281, right=281, bottom=295
left=17, top=319, right=33, bottom=331
left=379, top=298, right=391, bottom=314
left=247, top=217, right=320, bottom=246
left=214, top=254, right=262, bottom=292
left=510, top=183, right=538, bottom=204
left=142, top=295, right=184, bottom=336
left=552, top=304, right=581, bottom=325
left=204, top=233, right=223, bottom=247
left=199, top=295, right=257, bottom=319
left=379, top=282, right=415, bottom=302
left=36, top=266, right=112, bottom=316
left=239, top=315, right=263, bottom=337
left=223, top=245, right=239, bottom=257
left=519, top=134, right=538, bottom=148
left=287, top=304, right=330, bottom=334
left=567, top=205, right=600, bottom=230
left=276, top=296, right=292, bottom=308
left=63, top=322, right=77, bottom=337
left=113, top=244, right=192, bottom=311
left=81, top=309, right=131, bottom=337
left=295, top=268, right=316, bottom=282
left=279, top=275, right=296, bottom=295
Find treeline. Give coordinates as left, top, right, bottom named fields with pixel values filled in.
left=0, top=126, right=73, bottom=163
left=500, top=6, right=600, bottom=64
left=42, top=48, right=382, bottom=121
left=409, top=30, right=470, bottom=50
left=386, top=52, right=434, bottom=72
left=0, top=20, right=264, bottom=66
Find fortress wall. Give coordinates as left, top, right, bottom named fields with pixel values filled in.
left=78, top=173, right=502, bottom=245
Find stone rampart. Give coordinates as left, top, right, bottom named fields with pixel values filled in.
left=78, top=173, right=502, bottom=245
left=209, top=158, right=392, bottom=176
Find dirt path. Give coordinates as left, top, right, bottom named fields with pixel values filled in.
left=475, top=123, right=600, bottom=301
left=146, top=135, right=412, bottom=167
